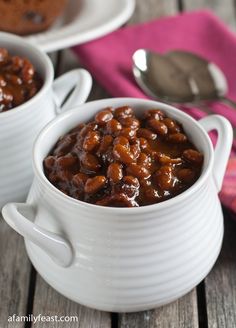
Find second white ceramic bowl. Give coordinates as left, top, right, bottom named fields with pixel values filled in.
left=0, top=32, right=92, bottom=209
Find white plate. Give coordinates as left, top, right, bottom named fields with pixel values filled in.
left=26, top=0, right=135, bottom=53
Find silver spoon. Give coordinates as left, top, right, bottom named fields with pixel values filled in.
left=132, top=49, right=236, bottom=108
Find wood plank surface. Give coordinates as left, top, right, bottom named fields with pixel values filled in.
left=119, top=290, right=199, bottom=328
left=183, top=0, right=236, bottom=30
left=33, top=275, right=111, bottom=328
left=0, top=219, right=31, bottom=328
left=204, top=217, right=236, bottom=328
left=129, top=0, right=178, bottom=24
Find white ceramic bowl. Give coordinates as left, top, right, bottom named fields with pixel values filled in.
left=2, top=98, right=233, bottom=312
left=0, top=32, right=92, bottom=209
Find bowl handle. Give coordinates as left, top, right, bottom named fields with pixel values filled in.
left=198, top=115, right=233, bottom=192
left=2, top=203, right=73, bottom=267
left=52, top=69, right=92, bottom=114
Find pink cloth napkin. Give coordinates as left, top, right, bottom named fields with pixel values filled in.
left=74, top=10, right=236, bottom=215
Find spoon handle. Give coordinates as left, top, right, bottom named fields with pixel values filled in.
left=220, top=96, right=236, bottom=109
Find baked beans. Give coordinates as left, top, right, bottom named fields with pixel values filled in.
left=44, top=106, right=204, bottom=207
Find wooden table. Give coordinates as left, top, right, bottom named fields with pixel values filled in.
left=1, top=1, right=236, bottom=327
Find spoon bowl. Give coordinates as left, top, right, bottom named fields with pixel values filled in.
left=132, top=49, right=236, bottom=107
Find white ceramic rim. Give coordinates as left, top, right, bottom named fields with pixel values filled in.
left=27, top=0, right=136, bottom=53
left=33, top=98, right=214, bottom=214
left=0, top=32, right=54, bottom=118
